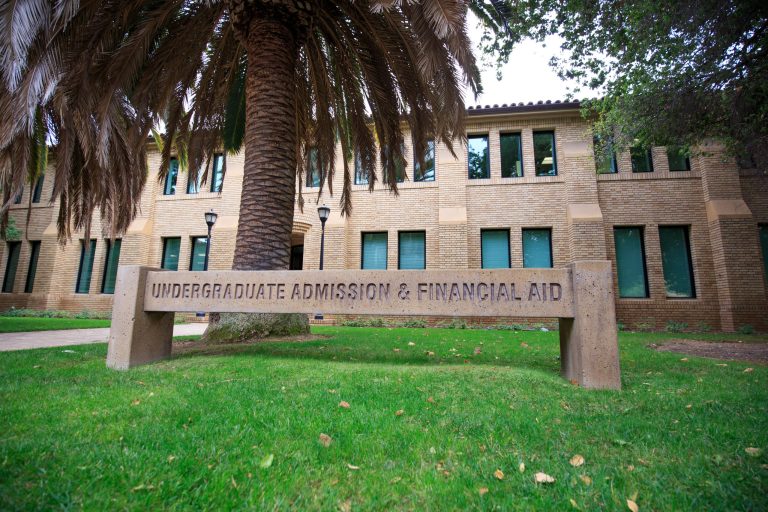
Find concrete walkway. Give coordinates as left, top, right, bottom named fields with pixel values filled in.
left=0, top=323, right=208, bottom=352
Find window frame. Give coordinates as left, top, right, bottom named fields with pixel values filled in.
left=522, top=228, right=553, bottom=268
left=630, top=147, right=654, bottom=173
left=480, top=229, right=511, bottom=269
left=397, top=231, right=426, bottom=270
left=161, top=237, right=181, bottom=271
left=500, top=132, right=524, bottom=178
left=360, top=231, right=388, bottom=270
left=2, top=241, right=21, bottom=293
left=75, top=239, right=97, bottom=294
left=354, top=152, right=368, bottom=186
left=24, top=241, right=41, bottom=293
left=413, top=140, right=436, bottom=182
left=613, top=226, right=650, bottom=298
left=666, top=147, right=691, bottom=172
left=32, top=175, right=45, bottom=203
left=467, top=134, right=490, bottom=180
left=189, top=236, right=209, bottom=271
left=100, top=239, right=122, bottom=294
left=305, top=148, right=321, bottom=188
left=658, top=225, right=697, bottom=299
left=210, top=153, right=224, bottom=192
left=163, top=157, right=179, bottom=195
left=533, top=130, right=557, bottom=176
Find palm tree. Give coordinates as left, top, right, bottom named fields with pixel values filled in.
left=1, top=1, right=511, bottom=336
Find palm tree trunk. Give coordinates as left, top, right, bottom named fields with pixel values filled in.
left=233, top=16, right=299, bottom=270
left=203, top=14, right=309, bottom=343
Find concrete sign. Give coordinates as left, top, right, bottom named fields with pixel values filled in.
left=107, top=261, right=621, bottom=389
left=143, top=269, right=574, bottom=318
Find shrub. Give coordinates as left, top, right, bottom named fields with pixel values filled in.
left=399, top=319, right=427, bottom=328
left=696, top=322, right=712, bottom=333
left=635, top=320, right=656, bottom=332
left=737, top=324, right=755, bottom=335
left=617, top=322, right=626, bottom=331
left=665, top=321, right=688, bottom=333
left=0, top=308, right=111, bottom=320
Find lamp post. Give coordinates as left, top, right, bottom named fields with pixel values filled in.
left=204, top=208, right=218, bottom=271
left=317, top=204, right=330, bottom=270
left=315, top=205, right=330, bottom=320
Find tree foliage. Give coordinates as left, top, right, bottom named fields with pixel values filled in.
left=479, top=0, right=768, bottom=165
left=0, top=0, right=518, bottom=241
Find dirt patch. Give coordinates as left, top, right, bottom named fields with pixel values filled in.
left=650, top=339, right=768, bottom=364
left=173, top=333, right=330, bottom=356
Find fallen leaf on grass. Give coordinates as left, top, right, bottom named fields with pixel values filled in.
left=339, top=401, right=350, bottom=409
left=473, top=347, right=482, bottom=355
left=478, top=487, right=489, bottom=496
left=167, top=455, right=176, bottom=463
left=393, top=348, right=400, bottom=353
left=395, top=409, right=404, bottom=416
left=569, top=455, right=585, bottom=467
left=744, top=368, right=754, bottom=373
left=680, top=358, right=688, bottom=362
left=231, top=476, right=237, bottom=488
left=493, top=469, right=504, bottom=480
left=716, top=363, right=728, bottom=367
left=745, top=447, right=762, bottom=457
left=339, top=499, right=352, bottom=512
left=579, top=474, right=592, bottom=485
left=131, top=484, right=155, bottom=492
left=327, top=389, right=337, bottom=394
left=425, top=351, right=435, bottom=356
left=408, top=342, right=416, bottom=346
left=347, top=463, right=360, bottom=470
left=518, top=462, right=526, bottom=473
left=534, top=472, right=555, bottom=484
left=627, top=465, right=635, bottom=471
left=259, top=454, right=274, bottom=468
left=521, top=342, right=529, bottom=349
left=131, top=400, right=140, bottom=406
left=627, top=499, right=639, bottom=512
left=570, top=498, right=580, bottom=509
left=319, top=433, right=332, bottom=447
left=427, top=396, right=435, bottom=403
left=390, top=476, right=402, bottom=484
left=33, top=365, right=41, bottom=369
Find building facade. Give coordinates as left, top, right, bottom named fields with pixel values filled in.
left=2, top=101, right=767, bottom=331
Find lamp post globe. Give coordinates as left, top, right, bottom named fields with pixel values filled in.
left=317, top=205, right=330, bottom=270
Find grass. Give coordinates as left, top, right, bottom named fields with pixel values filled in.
left=0, top=316, right=111, bottom=333
left=0, top=327, right=766, bottom=510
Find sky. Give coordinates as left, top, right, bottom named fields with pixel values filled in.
left=464, top=14, right=578, bottom=106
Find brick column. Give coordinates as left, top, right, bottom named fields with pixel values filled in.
left=699, top=142, right=768, bottom=331
left=436, top=141, right=469, bottom=269
left=561, top=138, right=607, bottom=261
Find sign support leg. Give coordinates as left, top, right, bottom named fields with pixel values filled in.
left=106, top=266, right=174, bottom=370
left=558, top=261, right=621, bottom=389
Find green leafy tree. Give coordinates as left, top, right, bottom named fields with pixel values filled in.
left=479, top=0, right=768, bottom=165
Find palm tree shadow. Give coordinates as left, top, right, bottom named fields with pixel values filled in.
left=170, top=332, right=562, bottom=375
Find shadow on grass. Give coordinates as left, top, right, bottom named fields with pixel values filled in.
left=169, top=330, right=564, bottom=376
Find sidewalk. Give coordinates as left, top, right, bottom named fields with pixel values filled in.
left=0, top=323, right=208, bottom=352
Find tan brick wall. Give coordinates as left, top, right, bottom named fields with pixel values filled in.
left=2, top=108, right=767, bottom=331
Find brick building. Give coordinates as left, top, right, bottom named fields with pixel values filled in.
left=2, top=101, right=767, bottom=331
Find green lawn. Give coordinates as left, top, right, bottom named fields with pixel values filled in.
left=0, top=327, right=765, bottom=510
left=0, top=316, right=111, bottom=333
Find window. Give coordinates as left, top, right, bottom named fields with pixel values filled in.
left=398, top=231, right=425, bottom=270
left=186, top=171, right=203, bottom=194
left=468, top=135, right=490, bottom=179
left=164, top=158, right=179, bottom=195
left=189, top=237, right=208, bottom=271
left=211, top=154, right=224, bottom=192
left=761, top=225, right=768, bottom=281
left=594, top=135, right=617, bottom=174
left=13, top=188, right=22, bottom=204
left=481, top=230, right=510, bottom=269
left=659, top=226, right=696, bottom=298
left=522, top=229, right=553, bottom=268
left=613, top=227, right=649, bottom=298
left=161, top=237, right=181, bottom=271
left=306, top=148, right=320, bottom=188
left=414, top=140, right=435, bottom=182
left=667, top=147, right=690, bottom=171
left=630, top=147, right=654, bottom=173
left=361, top=232, right=387, bottom=269
left=32, top=175, right=44, bottom=203
left=101, top=239, right=121, bottom=294
left=75, top=239, right=97, bottom=294
left=2, top=242, right=21, bottom=293
left=354, top=152, right=368, bottom=185
left=533, top=131, right=557, bottom=176
left=290, top=245, right=304, bottom=270
left=382, top=145, right=405, bottom=184
left=24, top=241, right=41, bottom=293
left=500, top=133, right=523, bottom=178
